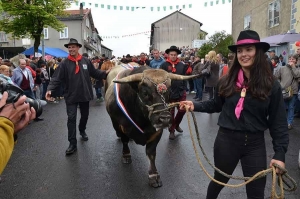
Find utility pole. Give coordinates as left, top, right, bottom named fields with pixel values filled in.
left=42, top=36, right=45, bottom=58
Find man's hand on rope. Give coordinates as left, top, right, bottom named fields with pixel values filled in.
left=179, top=101, right=194, bottom=111
left=270, top=159, right=285, bottom=174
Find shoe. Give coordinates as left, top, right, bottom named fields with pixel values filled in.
left=80, top=132, right=89, bottom=141
left=66, top=144, right=77, bottom=155
left=34, top=117, right=44, bottom=121
left=169, top=132, right=176, bottom=140
left=175, top=126, right=183, bottom=133
left=288, top=124, right=292, bottom=130
left=193, top=96, right=198, bottom=99
left=191, top=91, right=196, bottom=94
left=99, top=97, right=104, bottom=102
left=195, top=98, right=202, bottom=101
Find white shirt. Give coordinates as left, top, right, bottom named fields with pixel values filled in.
left=21, top=68, right=28, bottom=79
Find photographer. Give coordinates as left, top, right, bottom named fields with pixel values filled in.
left=0, top=92, right=36, bottom=174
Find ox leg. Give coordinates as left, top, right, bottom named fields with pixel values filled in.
left=120, top=133, right=132, bottom=164
left=146, top=131, right=163, bottom=188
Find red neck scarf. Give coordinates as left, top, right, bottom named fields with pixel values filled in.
left=166, top=58, right=180, bottom=73
left=68, top=54, right=82, bottom=74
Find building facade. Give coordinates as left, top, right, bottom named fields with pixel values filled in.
left=290, top=0, right=300, bottom=53
left=150, top=11, right=207, bottom=52
left=0, top=3, right=112, bottom=58
left=101, top=44, right=113, bottom=58
left=232, top=0, right=292, bottom=59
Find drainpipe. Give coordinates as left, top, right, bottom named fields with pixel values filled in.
left=80, top=3, right=83, bottom=54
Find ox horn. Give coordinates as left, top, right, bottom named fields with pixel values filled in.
left=113, top=73, right=143, bottom=83
left=168, top=73, right=199, bottom=80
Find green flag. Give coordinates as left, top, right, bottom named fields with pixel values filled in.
left=189, top=4, right=192, bottom=8
left=114, top=6, right=117, bottom=10
left=228, top=0, right=232, bottom=2
left=82, top=2, right=85, bottom=6
left=183, top=5, right=185, bottom=9
left=101, top=4, right=104, bottom=8
left=222, top=0, right=225, bottom=4
left=210, top=1, right=213, bottom=6
left=170, top=6, right=173, bottom=10
left=126, top=6, right=129, bottom=10
left=151, top=7, right=154, bottom=11
left=95, top=4, right=98, bottom=7
left=216, top=0, right=219, bottom=4
left=107, top=5, right=110, bottom=9
left=131, top=7, right=134, bottom=11
left=163, top=6, right=166, bottom=11
left=176, top=5, right=179, bottom=9
left=204, top=2, right=207, bottom=7
left=75, top=2, right=78, bottom=6
left=120, top=6, right=123, bottom=10
left=157, top=7, right=160, bottom=11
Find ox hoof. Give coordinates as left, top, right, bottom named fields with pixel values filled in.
left=148, top=174, right=162, bottom=188
left=122, top=154, right=132, bottom=164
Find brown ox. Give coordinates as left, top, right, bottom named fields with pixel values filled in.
left=105, top=66, right=196, bottom=187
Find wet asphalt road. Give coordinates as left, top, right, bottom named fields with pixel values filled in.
left=0, top=94, right=300, bottom=199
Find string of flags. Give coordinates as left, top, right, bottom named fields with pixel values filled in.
left=101, top=30, right=152, bottom=39
left=74, top=0, right=231, bottom=11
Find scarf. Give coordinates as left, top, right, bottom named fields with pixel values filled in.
left=235, top=69, right=247, bottom=120
left=166, top=58, right=180, bottom=73
left=68, top=54, right=82, bottom=74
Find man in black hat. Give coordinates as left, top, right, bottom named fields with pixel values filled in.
left=46, top=38, right=111, bottom=155
left=160, top=45, right=192, bottom=140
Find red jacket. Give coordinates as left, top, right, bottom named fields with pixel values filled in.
left=26, top=66, right=36, bottom=78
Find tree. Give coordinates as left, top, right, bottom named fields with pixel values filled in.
left=197, top=30, right=234, bottom=58
left=0, top=0, right=70, bottom=54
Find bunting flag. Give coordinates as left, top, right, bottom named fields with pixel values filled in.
left=74, top=1, right=231, bottom=10
left=101, top=30, right=152, bottom=39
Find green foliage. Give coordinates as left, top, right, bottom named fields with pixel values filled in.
left=198, top=31, right=206, bottom=40
left=197, top=30, right=234, bottom=58
left=0, top=0, right=70, bottom=53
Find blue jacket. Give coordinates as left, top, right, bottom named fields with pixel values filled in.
left=11, top=66, right=35, bottom=91
left=149, top=57, right=165, bottom=69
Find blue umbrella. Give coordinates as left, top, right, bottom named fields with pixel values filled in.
left=261, top=33, right=300, bottom=45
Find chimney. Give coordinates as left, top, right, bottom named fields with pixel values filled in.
left=80, top=3, right=83, bottom=16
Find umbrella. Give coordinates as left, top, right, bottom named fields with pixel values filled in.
left=261, top=33, right=300, bottom=45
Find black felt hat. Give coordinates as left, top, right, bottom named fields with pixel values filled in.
left=64, top=38, right=82, bottom=48
left=165, top=45, right=181, bottom=54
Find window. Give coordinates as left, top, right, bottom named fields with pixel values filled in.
left=86, top=17, right=90, bottom=28
left=269, top=0, right=280, bottom=28
left=244, top=15, right=251, bottom=30
left=43, top=28, right=48, bottom=39
left=0, top=32, right=7, bottom=42
left=60, top=27, right=68, bottom=39
left=83, top=29, right=87, bottom=40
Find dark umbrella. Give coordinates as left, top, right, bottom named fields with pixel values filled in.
left=261, top=33, right=300, bottom=44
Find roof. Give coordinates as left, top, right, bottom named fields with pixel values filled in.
left=152, top=11, right=203, bottom=26
left=101, top=44, right=113, bottom=51
left=57, top=8, right=91, bottom=21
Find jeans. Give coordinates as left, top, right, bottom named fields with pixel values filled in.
left=95, top=87, right=102, bottom=99
left=169, top=91, right=186, bottom=132
left=23, top=89, right=36, bottom=99
left=284, top=94, right=297, bottom=125
left=194, top=78, right=203, bottom=100
left=207, top=87, right=215, bottom=99
left=34, top=84, right=41, bottom=100
left=206, top=127, right=266, bottom=199
left=66, top=101, right=90, bottom=145
left=42, top=82, right=49, bottom=100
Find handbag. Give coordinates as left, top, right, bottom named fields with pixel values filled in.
left=282, top=78, right=294, bottom=100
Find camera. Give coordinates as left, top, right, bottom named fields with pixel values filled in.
left=0, top=75, right=43, bottom=118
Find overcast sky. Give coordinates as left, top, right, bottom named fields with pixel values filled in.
left=69, top=0, right=232, bottom=57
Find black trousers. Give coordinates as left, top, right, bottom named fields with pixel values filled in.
left=206, top=127, right=267, bottom=199
left=66, top=101, right=90, bottom=145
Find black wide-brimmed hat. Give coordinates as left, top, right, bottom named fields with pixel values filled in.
left=64, top=38, right=82, bottom=48
left=228, top=30, right=270, bottom=52
left=165, top=45, right=181, bottom=54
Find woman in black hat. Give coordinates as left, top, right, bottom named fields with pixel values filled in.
left=179, top=30, right=288, bottom=198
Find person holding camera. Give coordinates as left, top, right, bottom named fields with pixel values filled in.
left=46, top=38, right=110, bottom=155
left=0, top=92, right=36, bottom=174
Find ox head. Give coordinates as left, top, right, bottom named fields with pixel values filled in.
left=113, top=69, right=197, bottom=131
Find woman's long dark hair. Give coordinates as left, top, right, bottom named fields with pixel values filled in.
left=219, top=47, right=274, bottom=100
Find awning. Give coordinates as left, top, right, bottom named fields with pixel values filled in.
left=261, top=33, right=300, bottom=45
left=0, top=47, right=26, bottom=54
left=22, top=46, right=68, bottom=57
